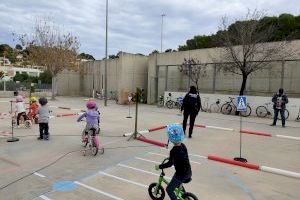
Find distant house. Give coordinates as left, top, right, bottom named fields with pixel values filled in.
left=0, top=65, right=43, bottom=78
left=0, top=57, right=11, bottom=66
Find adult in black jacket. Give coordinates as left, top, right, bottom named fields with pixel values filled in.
left=271, top=88, right=288, bottom=127
left=181, top=86, right=201, bottom=138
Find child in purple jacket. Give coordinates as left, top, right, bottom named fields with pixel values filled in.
left=77, top=100, right=100, bottom=141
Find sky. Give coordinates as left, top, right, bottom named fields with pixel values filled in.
left=0, top=0, right=299, bottom=59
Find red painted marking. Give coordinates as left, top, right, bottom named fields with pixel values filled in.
left=0, top=157, right=21, bottom=167
left=240, top=129, right=272, bottom=137
left=194, top=124, right=206, bottom=128
left=148, top=125, right=167, bottom=132
left=208, top=155, right=260, bottom=170
left=56, top=113, right=78, bottom=117
left=136, top=136, right=166, bottom=147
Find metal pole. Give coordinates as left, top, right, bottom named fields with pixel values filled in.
left=104, top=0, right=108, bottom=106
left=92, top=63, right=95, bottom=99
left=160, top=14, right=166, bottom=53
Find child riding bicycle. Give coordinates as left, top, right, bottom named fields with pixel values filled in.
left=155, top=123, right=192, bottom=200
left=77, top=100, right=100, bottom=142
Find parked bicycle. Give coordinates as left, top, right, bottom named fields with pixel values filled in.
left=109, top=91, right=118, bottom=103
left=166, top=94, right=183, bottom=109
left=201, top=97, right=221, bottom=113
left=209, top=98, right=221, bottom=113
left=296, top=107, right=300, bottom=122
left=201, top=97, right=210, bottom=112
left=256, top=102, right=289, bottom=120
left=148, top=158, right=198, bottom=200
left=157, top=95, right=165, bottom=107
left=221, top=97, right=252, bottom=117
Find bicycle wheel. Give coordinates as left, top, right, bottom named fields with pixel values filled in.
left=157, top=100, right=164, bottom=107
left=166, top=100, right=174, bottom=109
left=221, top=103, right=232, bottom=115
left=256, top=106, right=268, bottom=118
left=91, top=138, right=98, bottom=156
left=240, top=105, right=252, bottom=117
left=278, top=109, right=289, bottom=120
left=210, top=103, right=220, bottom=113
left=182, top=192, right=198, bottom=200
left=148, top=183, right=165, bottom=200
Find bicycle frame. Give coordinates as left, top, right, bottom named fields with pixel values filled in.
left=155, top=170, right=186, bottom=200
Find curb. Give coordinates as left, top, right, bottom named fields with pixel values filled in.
left=207, top=155, right=260, bottom=170
left=240, top=129, right=272, bottom=137
left=136, top=136, right=166, bottom=147
left=206, top=155, right=300, bottom=179
left=56, top=113, right=78, bottom=117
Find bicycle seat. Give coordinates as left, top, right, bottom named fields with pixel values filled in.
left=183, top=177, right=192, bottom=184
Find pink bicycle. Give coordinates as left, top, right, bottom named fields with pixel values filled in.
left=82, top=127, right=104, bottom=156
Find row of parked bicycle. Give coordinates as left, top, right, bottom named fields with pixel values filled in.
left=158, top=93, right=300, bottom=121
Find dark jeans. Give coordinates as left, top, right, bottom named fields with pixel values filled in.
left=17, top=112, right=28, bottom=125
left=39, top=123, right=49, bottom=138
left=182, top=111, right=197, bottom=136
left=273, top=108, right=285, bottom=126
left=166, top=175, right=191, bottom=200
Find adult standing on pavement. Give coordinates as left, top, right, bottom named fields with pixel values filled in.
left=271, top=88, right=288, bottom=127
left=181, top=86, right=201, bottom=138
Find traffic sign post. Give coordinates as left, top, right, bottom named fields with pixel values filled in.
left=7, top=100, right=19, bottom=143
left=126, top=94, right=133, bottom=119
left=234, top=96, right=247, bottom=163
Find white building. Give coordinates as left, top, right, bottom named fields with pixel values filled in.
left=0, top=65, right=43, bottom=78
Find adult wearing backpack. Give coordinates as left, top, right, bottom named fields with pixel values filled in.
left=181, top=86, right=201, bottom=138
left=271, top=88, right=288, bottom=127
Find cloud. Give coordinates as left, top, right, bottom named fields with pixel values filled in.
left=0, top=0, right=299, bottom=59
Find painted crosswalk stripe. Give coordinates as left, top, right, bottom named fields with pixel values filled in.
left=75, top=181, right=124, bottom=200
left=39, top=195, right=52, bottom=200
left=99, top=171, right=147, bottom=188
left=118, top=164, right=171, bottom=180
left=135, top=157, right=161, bottom=164
left=34, top=172, right=46, bottom=178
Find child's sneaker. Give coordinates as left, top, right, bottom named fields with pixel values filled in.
left=43, top=135, right=49, bottom=140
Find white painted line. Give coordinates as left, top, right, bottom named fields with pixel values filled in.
left=99, top=171, right=147, bottom=188
left=260, top=166, right=300, bottom=179
left=190, top=161, right=201, bottom=165
left=75, top=181, right=124, bottom=200
left=148, top=152, right=167, bottom=157
left=124, top=132, right=133, bottom=137
left=72, top=108, right=81, bottom=111
left=118, top=164, right=171, bottom=180
left=205, top=125, right=234, bottom=131
left=123, top=129, right=149, bottom=137
left=34, top=172, right=46, bottom=178
left=139, top=130, right=150, bottom=134
left=135, top=157, right=160, bottom=164
left=276, top=135, right=300, bottom=141
left=39, top=195, right=52, bottom=200
left=189, top=154, right=208, bottom=159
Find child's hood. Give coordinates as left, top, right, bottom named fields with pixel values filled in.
left=86, top=110, right=99, bottom=117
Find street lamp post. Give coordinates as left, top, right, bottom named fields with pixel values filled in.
left=104, top=0, right=108, bottom=106
left=160, top=14, right=166, bottom=53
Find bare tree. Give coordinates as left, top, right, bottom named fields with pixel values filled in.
left=15, top=18, right=80, bottom=99
left=215, top=10, right=295, bottom=96
left=179, top=58, right=207, bottom=91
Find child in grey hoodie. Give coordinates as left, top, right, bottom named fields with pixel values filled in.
left=37, top=97, right=49, bottom=140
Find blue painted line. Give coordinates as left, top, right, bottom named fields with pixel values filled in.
left=52, top=181, right=77, bottom=192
